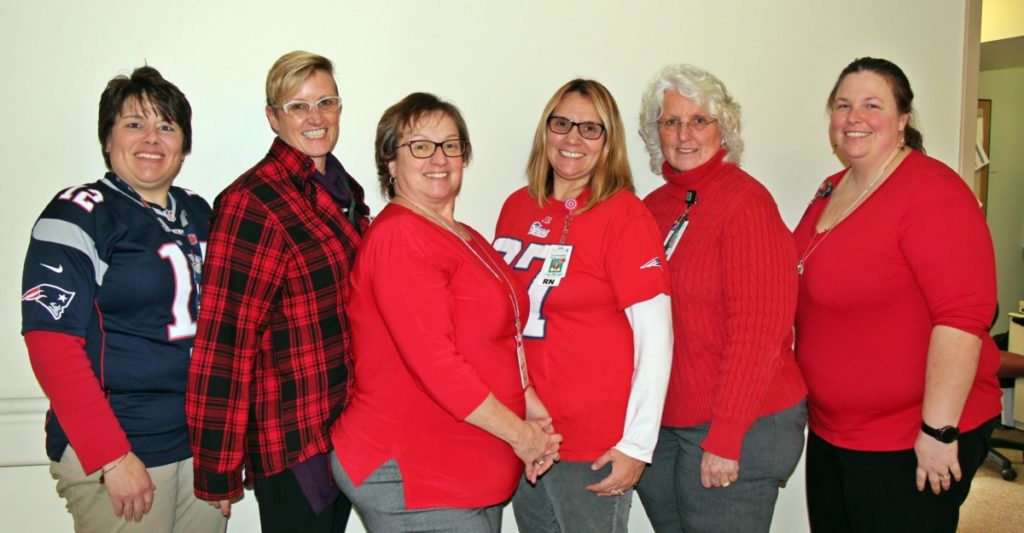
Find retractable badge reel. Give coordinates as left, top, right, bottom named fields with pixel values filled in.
left=539, top=197, right=578, bottom=286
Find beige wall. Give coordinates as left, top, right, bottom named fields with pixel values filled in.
left=0, top=1, right=973, bottom=531
left=981, top=66, right=1024, bottom=333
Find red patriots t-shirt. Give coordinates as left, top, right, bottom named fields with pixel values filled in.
left=494, top=187, right=668, bottom=461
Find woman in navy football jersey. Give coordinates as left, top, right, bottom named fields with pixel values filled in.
left=20, top=67, right=224, bottom=532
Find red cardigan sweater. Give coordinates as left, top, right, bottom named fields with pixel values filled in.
left=794, top=150, right=1001, bottom=451
left=643, top=151, right=807, bottom=460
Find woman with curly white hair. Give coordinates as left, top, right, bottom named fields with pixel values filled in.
left=634, top=64, right=808, bottom=532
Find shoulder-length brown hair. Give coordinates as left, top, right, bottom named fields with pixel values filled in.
left=526, top=79, right=633, bottom=214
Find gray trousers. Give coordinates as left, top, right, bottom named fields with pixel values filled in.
left=512, top=460, right=632, bottom=532
left=636, top=400, right=807, bottom=533
left=330, top=454, right=502, bottom=533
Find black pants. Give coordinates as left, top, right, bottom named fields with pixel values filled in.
left=806, top=418, right=996, bottom=533
left=253, top=466, right=352, bottom=533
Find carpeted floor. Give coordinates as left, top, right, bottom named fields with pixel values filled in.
left=959, top=427, right=1024, bottom=532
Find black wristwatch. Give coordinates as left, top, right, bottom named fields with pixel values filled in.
left=921, top=422, right=959, bottom=444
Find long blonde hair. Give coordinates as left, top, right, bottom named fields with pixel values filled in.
left=526, top=79, right=633, bottom=214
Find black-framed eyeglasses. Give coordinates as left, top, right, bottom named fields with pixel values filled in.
left=656, top=116, right=718, bottom=132
left=275, top=96, right=342, bottom=119
left=397, top=139, right=468, bottom=159
left=547, top=116, right=605, bottom=140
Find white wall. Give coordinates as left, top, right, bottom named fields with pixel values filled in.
left=0, top=1, right=971, bottom=531
left=981, top=66, right=1024, bottom=332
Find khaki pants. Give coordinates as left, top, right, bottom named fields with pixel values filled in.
left=51, top=446, right=227, bottom=533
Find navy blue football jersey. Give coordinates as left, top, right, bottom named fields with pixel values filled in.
left=21, top=173, right=210, bottom=467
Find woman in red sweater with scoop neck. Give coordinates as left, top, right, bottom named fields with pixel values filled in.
left=793, top=57, right=1001, bottom=533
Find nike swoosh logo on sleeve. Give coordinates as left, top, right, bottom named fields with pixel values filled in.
left=41, top=263, right=64, bottom=274
left=640, top=258, right=662, bottom=270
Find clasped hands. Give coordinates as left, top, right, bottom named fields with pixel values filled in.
left=516, top=416, right=562, bottom=484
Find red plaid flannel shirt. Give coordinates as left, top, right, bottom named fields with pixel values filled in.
left=186, top=139, right=368, bottom=500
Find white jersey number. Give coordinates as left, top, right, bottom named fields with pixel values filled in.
left=493, top=238, right=553, bottom=339
left=58, top=186, right=104, bottom=213
left=157, top=243, right=204, bottom=341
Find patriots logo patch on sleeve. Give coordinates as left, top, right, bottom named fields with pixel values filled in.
left=22, top=284, right=76, bottom=320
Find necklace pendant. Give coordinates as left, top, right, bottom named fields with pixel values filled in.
left=797, top=261, right=804, bottom=276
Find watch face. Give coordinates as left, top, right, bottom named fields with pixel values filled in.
left=937, top=426, right=959, bottom=443
left=923, top=422, right=959, bottom=443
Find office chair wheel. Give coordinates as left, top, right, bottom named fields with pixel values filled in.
left=1001, top=467, right=1017, bottom=481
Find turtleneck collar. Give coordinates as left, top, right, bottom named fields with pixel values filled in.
left=661, top=149, right=728, bottom=188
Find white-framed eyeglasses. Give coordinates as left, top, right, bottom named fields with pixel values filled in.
left=276, top=96, right=342, bottom=119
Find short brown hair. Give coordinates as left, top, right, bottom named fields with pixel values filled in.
left=97, top=66, right=192, bottom=170
left=374, top=92, right=472, bottom=199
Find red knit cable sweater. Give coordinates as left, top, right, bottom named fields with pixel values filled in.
left=643, top=150, right=807, bottom=460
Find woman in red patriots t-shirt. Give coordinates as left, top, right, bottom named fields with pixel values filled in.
left=494, top=79, right=673, bottom=533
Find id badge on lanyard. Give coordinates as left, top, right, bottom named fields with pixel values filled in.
left=516, top=333, right=529, bottom=389
left=664, top=190, right=697, bottom=260
left=539, top=196, right=579, bottom=286
left=539, top=245, right=573, bottom=286
left=664, top=222, right=687, bottom=259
